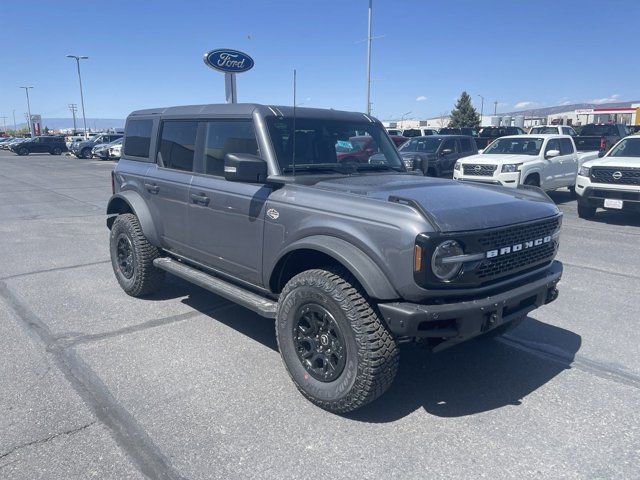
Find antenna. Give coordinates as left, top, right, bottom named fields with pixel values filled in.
left=292, top=69, right=297, bottom=176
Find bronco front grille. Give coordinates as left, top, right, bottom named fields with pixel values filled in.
left=463, top=164, right=497, bottom=176
left=590, top=167, right=640, bottom=186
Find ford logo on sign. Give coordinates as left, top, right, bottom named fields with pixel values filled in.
left=203, top=49, right=254, bottom=73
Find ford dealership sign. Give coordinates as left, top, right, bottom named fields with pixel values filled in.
left=203, top=49, right=254, bottom=73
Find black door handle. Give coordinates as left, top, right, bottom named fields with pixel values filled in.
left=190, top=193, right=210, bottom=206
left=144, top=182, right=159, bottom=194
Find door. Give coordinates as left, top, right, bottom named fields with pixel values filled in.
left=542, top=138, right=564, bottom=189
left=559, top=137, right=578, bottom=187
left=31, top=137, right=48, bottom=153
left=187, top=119, right=269, bottom=285
left=457, top=137, right=476, bottom=160
left=145, top=120, right=198, bottom=255
left=438, top=138, right=459, bottom=176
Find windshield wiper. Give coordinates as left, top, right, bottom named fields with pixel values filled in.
left=281, top=164, right=356, bottom=174
left=357, top=164, right=404, bottom=172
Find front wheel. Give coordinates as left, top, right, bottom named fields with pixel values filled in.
left=81, top=148, right=92, bottom=159
left=577, top=199, right=597, bottom=219
left=276, top=268, right=399, bottom=413
left=109, top=213, right=165, bottom=297
left=51, top=147, right=62, bottom=155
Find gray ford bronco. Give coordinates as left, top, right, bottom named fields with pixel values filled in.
left=107, top=104, right=562, bottom=413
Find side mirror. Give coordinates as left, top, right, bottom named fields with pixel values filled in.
left=598, top=150, right=606, bottom=158
left=545, top=149, right=560, bottom=159
left=440, top=148, right=453, bottom=156
left=224, top=153, right=267, bottom=182
left=478, top=149, right=484, bottom=154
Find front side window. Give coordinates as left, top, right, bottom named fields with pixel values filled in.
left=203, top=121, right=258, bottom=176
left=484, top=137, right=543, bottom=155
left=124, top=119, right=153, bottom=158
left=545, top=139, right=561, bottom=154
left=266, top=117, right=403, bottom=174
left=157, top=121, right=198, bottom=172
left=608, top=138, right=640, bottom=157
left=441, top=138, right=457, bottom=153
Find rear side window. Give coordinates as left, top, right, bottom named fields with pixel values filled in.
left=158, top=121, right=198, bottom=172
left=202, top=121, right=258, bottom=176
left=459, top=138, right=473, bottom=152
left=560, top=138, right=574, bottom=155
left=124, top=120, right=153, bottom=158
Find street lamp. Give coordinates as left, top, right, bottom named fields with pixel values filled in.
left=477, top=94, right=484, bottom=124
left=400, top=110, right=412, bottom=128
left=19, top=86, right=34, bottom=136
left=66, top=55, right=89, bottom=138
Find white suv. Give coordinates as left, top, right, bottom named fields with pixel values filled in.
left=453, top=134, right=598, bottom=191
left=575, top=135, right=640, bottom=219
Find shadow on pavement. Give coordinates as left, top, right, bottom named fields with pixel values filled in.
left=144, top=277, right=581, bottom=422
left=349, top=318, right=581, bottom=422
left=547, top=189, right=576, bottom=205
left=578, top=210, right=640, bottom=227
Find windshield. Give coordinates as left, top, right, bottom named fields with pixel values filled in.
left=399, top=137, right=443, bottom=153
left=266, top=117, right=403, bottom=174
left=580, top=124, right=617, bottom=136
left=530, top=127, right=558, bottom=134
left=483, top=137, right=543, bottom=155
left=608, top=138, right=640, bottom=157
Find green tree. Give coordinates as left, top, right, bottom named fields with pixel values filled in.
left=44, top=126, right=50, bottom=134
left=449, top=91, right=480, bottom=128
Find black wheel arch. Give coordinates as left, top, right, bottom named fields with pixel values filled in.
left=106, top=191, right=161, bottom=246
left=269, top=235, right=399, bottom=301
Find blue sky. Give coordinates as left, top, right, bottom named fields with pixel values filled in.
left=1, top=0, right=638, bottom=122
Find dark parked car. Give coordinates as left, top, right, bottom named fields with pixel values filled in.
left=11, top=136, right=67, bottom=156
left=475, top=126, right=526, bottom=150
left=70, top=133, right=123, bottom=159
left=573, top=123, right=630, bottom=152
left=398, top=135, right=478, bottom=177
left=107, top=103, right=562, bottom=413
left=335, top=135, right=408, bottom=163
left=438, top=127, right=479, bottom=137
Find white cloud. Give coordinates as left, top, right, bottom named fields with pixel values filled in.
left=416, top=96, right=427, bottom=102
left=590, top=94, right=620, bottom=104
left=514, top=101, right=538, bottom=109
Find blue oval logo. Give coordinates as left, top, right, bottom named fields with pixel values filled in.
left=203, top=49, right=254, bottom=73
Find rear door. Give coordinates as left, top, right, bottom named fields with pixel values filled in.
left=457, top=137, right=476, bottom=159
left=542, top=138, right=563, bottom=189
left=559, top=137, right=578, bottom=186
left=186, top=119, right=269, bottom=285
left=145, top=120, right=197, bottom=254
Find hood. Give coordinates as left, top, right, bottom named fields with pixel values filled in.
left=312, top=174, right=558, bottom=232
left=583, top=156, right=640, bottom=168
left=460, top=153, right=530, bottom=164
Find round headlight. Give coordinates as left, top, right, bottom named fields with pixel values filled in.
left=431, top=240, right=464, bottom=281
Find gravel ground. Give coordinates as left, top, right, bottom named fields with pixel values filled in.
left=1, top=150, right=638, bottom=479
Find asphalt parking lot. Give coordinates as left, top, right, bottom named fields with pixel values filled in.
left=1, top=150, right=639, bottom=479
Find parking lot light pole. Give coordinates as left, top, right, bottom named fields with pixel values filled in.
left=477, top=94, right=484, bottom=124
left=19, top=86, right=34, bottom=137
left=13, top=110, right=17, bottom=133
left=365, top=0, right=373, bottom=115
left=66, top=55, right=89, bottom=139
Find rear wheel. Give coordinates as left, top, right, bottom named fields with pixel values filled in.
left=109, top=213, right=165, bottom=297
left=577, top=199, right=597, bottom=219
left=18, top=147, right=29, bottom=156
left=51, top=147, right=62, bottom=155
left=276, top=268, right=398, bottom=413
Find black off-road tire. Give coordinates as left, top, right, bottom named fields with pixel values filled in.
left=18, top=147, right=29, bottom=156
left=109, top=213, right=165, bottom=297
left=577, top=199, right=597, bottom=219
left=276, top=268, right=399, bottom=413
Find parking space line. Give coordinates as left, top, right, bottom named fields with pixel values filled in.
left=0, top=260, right=111, bottom=282
left=498, top=336, right=640, bottom=390
left=561, top=261, right=640, bottom=280
left=0, top=280, right=188, bottom=480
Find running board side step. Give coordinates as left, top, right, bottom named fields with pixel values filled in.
left=153, top=257, right=277, bottom=318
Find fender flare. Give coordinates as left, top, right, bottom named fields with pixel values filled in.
left=272, top=235, right=399, bottom=300
left=106, top=191, right=161, bottom=246
left=521, top=166, right=543, bottom=186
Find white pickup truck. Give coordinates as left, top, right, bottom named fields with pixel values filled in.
left=575, top=135, right=640, bottom=218
left=453, top=134, right=598, bottom=192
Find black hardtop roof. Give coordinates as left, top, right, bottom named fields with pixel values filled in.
left=128, top=103, right=378, bottom=123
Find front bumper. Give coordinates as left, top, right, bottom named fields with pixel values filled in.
left=378, top=261, right=562, bottom=351
left=576, top=176, right=640, bottom=211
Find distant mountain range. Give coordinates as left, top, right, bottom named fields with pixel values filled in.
left=503, top=101, right=640, bottom=118
left=11, top=117, right=125, bottom=131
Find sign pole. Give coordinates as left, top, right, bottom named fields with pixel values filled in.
left=225, top=73, right=237, bottom=104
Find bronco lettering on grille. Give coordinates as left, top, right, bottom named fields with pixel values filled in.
left=486, top=235, right=552, bottom=258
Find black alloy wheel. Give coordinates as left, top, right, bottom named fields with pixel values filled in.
left=293, top=303, right=347, bottom=382
left=115, top=233, right=135, bottom=279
